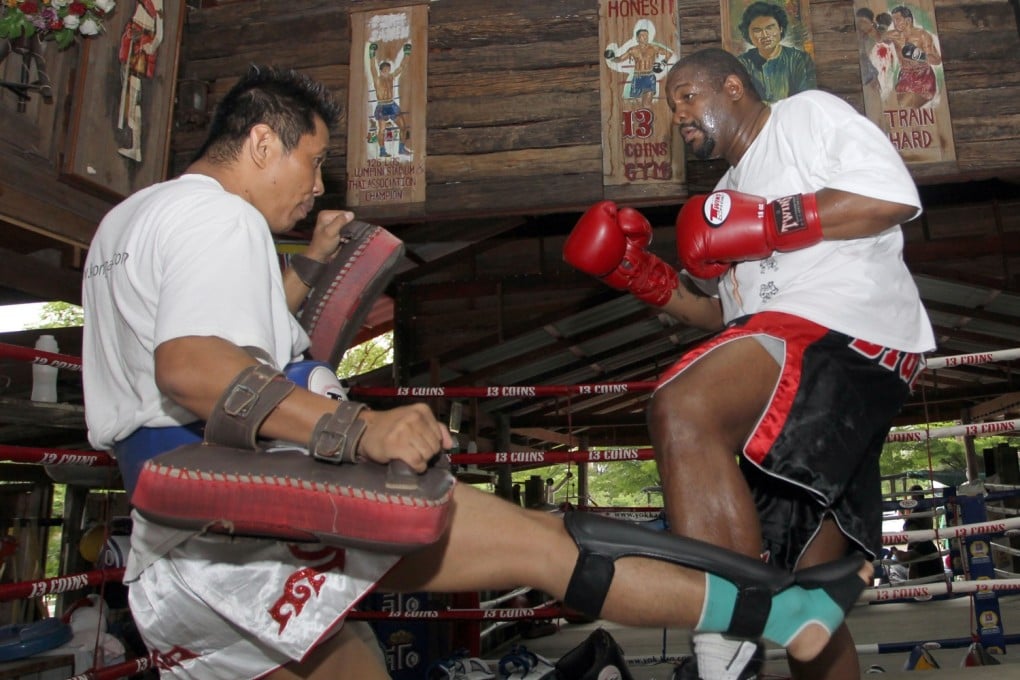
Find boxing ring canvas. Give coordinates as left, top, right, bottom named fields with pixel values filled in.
left=345, top=5, right=428, bottom=209
left=597, top=0, right=684, bottom=202
left=853, top=0, right=956, bottom=165
left=61, top=0, right=184, bottom=200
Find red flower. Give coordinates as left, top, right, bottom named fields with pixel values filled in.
left=49, top=20, right=64, bottom=30
left=68, top=2, right=88, bottom=16
left=21, top=1, right=40, bottom=15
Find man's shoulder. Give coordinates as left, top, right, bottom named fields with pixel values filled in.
left=140, top=174, right=246, bottom=213
left=775, top=89, right=855, bottom=117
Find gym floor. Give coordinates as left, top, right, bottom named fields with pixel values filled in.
left=487, top=593, right=1020, bottom=678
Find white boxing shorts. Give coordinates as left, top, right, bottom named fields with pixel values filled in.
left=125, top=511, right=398, bottom=678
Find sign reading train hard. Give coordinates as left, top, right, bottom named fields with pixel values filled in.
left=346, top=6, right=428, bottom=207
left=853, top=0, right=955, bottom=164
left=598, top=0, right=684, bottom=199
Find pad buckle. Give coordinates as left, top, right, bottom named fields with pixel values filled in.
left=311, top=401, right=368, bottom=464
left=221, top=365, right=281, bottom=417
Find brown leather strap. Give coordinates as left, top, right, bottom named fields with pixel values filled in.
left=289, top=254, right=326, bottom=288
left=310, top=400, right=368, bottom=463
left=204, top=364, right=296, bottom=449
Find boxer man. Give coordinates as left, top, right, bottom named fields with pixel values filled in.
left=564, top=48, right=933, bottom=680
left=83, top=65, right=871, bottom=679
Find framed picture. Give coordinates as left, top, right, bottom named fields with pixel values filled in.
left=721, top=0, right=817, bottom=104
left=61, top=0, right=184, bottom=201
left=598, top=0, right=684, bottom=199
left=853, top=0, right=955, bottom=165
left=346, top=5, right=428, bottom=209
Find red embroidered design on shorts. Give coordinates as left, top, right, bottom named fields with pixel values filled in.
left=155, top=645, right=199, bottom=669
left=269, top=547, right=346, bottom=634
left=269, top=567, right=327, bottom=634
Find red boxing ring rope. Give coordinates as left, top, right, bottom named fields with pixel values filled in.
left=2, top=342, right=1018, bottom=394
left=0, top=444, right=115, bottom=467
left=350, top=604, right=569, bottom=622
left=0, top=342, right=82, bottom=371
left=67, top=653, right=158, bottom=680
left=0, top=568, right=125, bottom=602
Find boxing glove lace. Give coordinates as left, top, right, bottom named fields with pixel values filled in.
left=564, top=201, right=679, bottom=307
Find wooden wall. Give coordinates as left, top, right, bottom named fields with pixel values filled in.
left=0, top=38, right=116, bottom=263
left=173, top=0, right=1020, bottom=226
left=1, top=0, right=1017, bottom=261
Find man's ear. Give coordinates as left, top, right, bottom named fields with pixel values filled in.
left=247, top=123, right=276, bottom=169
left=723, top=74, right=745, bottom=101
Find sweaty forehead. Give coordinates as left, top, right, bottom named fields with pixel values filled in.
left=667, top=65, right=705, bottom=91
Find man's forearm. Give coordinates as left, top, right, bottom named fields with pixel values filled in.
left=658, top=277, right=724, bottom=330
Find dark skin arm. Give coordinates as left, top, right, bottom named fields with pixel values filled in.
left=659, top=188, right=917, bottom=328
left=658, top=276, right=725, bottom=331
left=154, top=336, right=452, bottom=471
left=814, top=188, right=917, bottom=240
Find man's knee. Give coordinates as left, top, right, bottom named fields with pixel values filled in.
left=648, top=382, right=712, bottom=457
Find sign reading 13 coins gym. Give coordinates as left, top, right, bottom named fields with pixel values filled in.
left=598, top=0, right=684, bottom=200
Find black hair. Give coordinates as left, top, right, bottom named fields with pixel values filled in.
left=875, top=12, right=893, bottom=31
left=891, top=6, right=914, bottom=21
left=194, top=64, right=342, bottom=164
left=856, top=7, right=875, bottom=22
left=739, top=1, right=789, bottom=43
left=668, top=47, right=761, bottom=103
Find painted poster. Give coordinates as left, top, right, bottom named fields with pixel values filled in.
left=721, top=0, right=817, bottom=104
left=346, top=6, right=427, bottom=207
left=853, top=1, right=955, bottom=164
left=598, top=0, right=683, bottom=194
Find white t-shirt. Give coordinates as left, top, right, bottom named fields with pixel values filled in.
left=82, top=174, right=308, bottom=450
left=707, top=90, right=935, bottom=354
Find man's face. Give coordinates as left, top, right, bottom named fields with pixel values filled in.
left=748, top=15, right=782, bottom=57
left=856, top=15, right=874, bottom=35
left=891, top=12, right=909, bottom=32
left=666, top=67, right=728, bottom=161
left=637, top=30, right=649, bottom=44
left=258, top=116, right=329, bottom=233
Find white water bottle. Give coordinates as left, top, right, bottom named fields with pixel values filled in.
left=31, top=334, right=59, bottom=403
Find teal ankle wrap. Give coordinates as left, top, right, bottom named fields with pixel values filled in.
left=763, top=586, right=845, bottom=647
left=698, top=573, right=738, bottom=632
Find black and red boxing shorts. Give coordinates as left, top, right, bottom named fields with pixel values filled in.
left=657, top=311, right=924, bottom=569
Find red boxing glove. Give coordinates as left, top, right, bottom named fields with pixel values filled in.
left=564, top=201, right=679, bottom=307
left=676, top=190, right=823, bottom=279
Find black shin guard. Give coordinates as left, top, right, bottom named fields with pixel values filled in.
left=562, top=512, right=865, bottom=640
left=562, top=512, right=791, bottom=621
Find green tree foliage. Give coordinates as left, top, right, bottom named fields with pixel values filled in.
left=47, top=486, right=65, bottom=578
left=881, top=422, right=1014, bottom=470
left=25, top=302, right=83, bottom=329
left=337, top=331, right=393, bottom=379
left=510, top=460, right=662, bottom=508
left=500, top=430, right=1016, bottom=510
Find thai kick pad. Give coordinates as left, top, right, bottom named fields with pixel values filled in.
left=131, top=362, right=456, bottom=553
left=300, top=219, right=405, bottom=368
left=132, top=444, right=455, bottom=552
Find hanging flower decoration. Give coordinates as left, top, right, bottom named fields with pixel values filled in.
left=0, top=0, right=116, bottom=50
